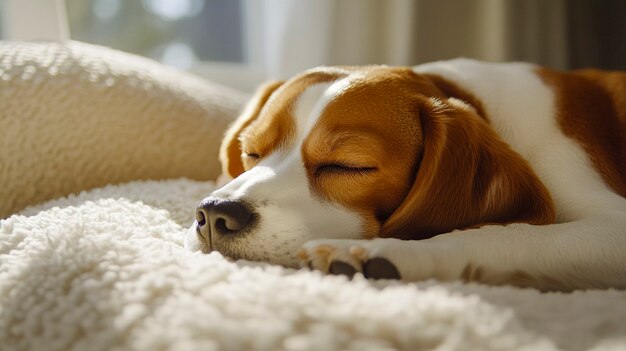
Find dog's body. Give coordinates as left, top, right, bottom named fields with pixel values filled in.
left=186, top=58, right=626, bottom=291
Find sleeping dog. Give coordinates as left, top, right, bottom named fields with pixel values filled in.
left=186, top=59, right=626, bottom=291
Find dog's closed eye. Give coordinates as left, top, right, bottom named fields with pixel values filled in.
left=314, top=164, right=377, bottom=177
left=241, top=152, right=262, bottom=171
left=243, top=152, right=261, bottom=160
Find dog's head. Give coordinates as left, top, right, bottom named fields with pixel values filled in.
left=186, top=66, right=554, bottom=266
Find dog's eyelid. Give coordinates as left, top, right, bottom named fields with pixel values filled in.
left=243, top=152, right=261, bottom=159
left=315, top=163, right=377, bottom=177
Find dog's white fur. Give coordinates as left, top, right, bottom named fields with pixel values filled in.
left=187, top=59, right=626, bottom=291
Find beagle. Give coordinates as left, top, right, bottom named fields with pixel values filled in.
left=186, top=59, right=626, bottom=291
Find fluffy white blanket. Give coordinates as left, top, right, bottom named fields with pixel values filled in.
left=1, top=179, right=625, bottom=351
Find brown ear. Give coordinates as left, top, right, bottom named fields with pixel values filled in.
left=219, top=80, right=285, bottom=178
left=381, top=98, right=556, bottom=240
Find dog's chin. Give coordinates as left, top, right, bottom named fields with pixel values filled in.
left=214, top=238, right=302, bottom=268
left=184, top=224, right=301, bottom=267
left=224, top=251, right=301, bottom=269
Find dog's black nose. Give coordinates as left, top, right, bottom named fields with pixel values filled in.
left=196, top=197, right=254, bottom=238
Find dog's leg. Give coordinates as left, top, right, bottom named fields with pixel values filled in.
left=299, top=215, right=626, bottom=290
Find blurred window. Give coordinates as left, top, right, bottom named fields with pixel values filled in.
left=66, top=0, right=245, bottom=69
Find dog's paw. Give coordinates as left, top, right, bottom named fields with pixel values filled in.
left=298, top=239, right=402, bottom=280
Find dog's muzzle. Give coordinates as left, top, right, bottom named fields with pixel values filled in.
left=195, top=196, right=256, bottom=250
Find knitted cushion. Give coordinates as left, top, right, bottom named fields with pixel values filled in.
left=0, top=41, right=247, bottom=217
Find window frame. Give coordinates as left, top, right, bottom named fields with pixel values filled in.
left=188, top=0, right=266, bottom=92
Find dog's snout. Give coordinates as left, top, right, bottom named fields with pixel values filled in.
left=196, top=197, right=255, bottom=239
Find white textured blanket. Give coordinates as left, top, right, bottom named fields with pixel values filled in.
left=1, top=179, right=625, bottom=351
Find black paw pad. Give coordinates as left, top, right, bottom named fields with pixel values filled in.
left=329, top=261, right=358, bottom=278
left=363, top=257, right=401, bottom=280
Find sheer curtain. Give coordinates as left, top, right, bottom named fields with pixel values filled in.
left=257, top=0, right=623, bottom=81
left=259, top=0, right=419, bottom=79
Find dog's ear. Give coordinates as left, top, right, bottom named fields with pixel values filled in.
left=220, top=80, right=285, bottom=178
left=381, top=97, right=556, bottom=240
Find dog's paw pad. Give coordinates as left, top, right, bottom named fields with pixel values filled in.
left=302, top=239, right=403, bottom=280
left=363, top=257, right=401, bottom=280
left=329, top=260, right=358, bottom=278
